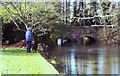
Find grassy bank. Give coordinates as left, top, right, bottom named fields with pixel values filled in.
left=0, top=47, right=59, bottom=74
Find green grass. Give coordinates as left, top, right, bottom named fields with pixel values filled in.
left=0, top=47, right=59, bottom=74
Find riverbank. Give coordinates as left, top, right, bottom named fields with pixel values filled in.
left=1, top=47, right=59, bottom=74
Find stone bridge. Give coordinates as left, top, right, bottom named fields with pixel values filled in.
left=63, top=26, right=99, bottom=44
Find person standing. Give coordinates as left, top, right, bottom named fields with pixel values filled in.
left=25, top=27, right=34, bottom=53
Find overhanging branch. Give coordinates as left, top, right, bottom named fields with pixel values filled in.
left=1, top=2, right=20, bottom=30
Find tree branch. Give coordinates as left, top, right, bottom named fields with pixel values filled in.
left=1, top=2, right=29, bottom=31
left=1, top=2, right=20, bottom=30
left=33, top=24, right=46, bottom=34
left=18, top=3, right=24, bottom=18
left=10, top=2, right=20, bottom=15
left=10, top=3, right=28, bottom=30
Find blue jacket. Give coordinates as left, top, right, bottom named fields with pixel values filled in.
left=25, top=30, right=34, bottom=41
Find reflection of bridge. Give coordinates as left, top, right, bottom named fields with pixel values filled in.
left=63, top=26, right=99, bottom=42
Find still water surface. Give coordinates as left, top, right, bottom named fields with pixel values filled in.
left=48, top=44, right=119, bottom=74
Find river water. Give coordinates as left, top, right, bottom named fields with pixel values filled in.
left=47, top=44, right=119, bottom=74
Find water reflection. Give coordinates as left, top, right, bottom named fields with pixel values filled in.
left=48, top=44, right=118, bottom=74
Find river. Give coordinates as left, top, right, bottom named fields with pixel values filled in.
left=47, top=44, right=119, bottom=74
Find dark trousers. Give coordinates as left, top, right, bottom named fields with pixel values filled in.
left=26, top=41, right=31, bottom=53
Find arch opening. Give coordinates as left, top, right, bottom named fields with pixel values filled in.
left=82, top=36, right=97, bottom=45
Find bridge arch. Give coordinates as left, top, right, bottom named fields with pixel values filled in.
left=82, top=35, right=97, bottom=45
left=62, top=26, right=99, bottom=45
left=63, top=35, right=97, bottom=45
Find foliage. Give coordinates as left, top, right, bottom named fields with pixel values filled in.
left=0, top=2, right=64, bottom=43
left=0, top=2, right=61, bottom=32
left=0, top=8, right=11, bottom=23
left=1, top=1, right=120, bottom=44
